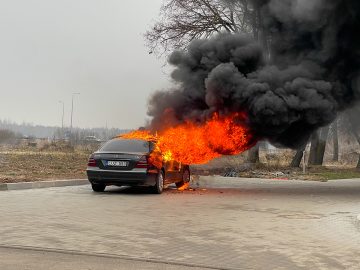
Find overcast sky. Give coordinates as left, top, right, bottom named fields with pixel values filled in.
left=0, top=0, right=171, bottom=129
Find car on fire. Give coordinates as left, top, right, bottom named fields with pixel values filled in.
left=86, top=138, right=190, bottom=194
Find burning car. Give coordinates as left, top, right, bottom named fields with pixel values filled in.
left=86, top=137, right=190, bottom=194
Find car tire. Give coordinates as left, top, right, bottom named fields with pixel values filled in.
left=176, top=167, right=191, bottom=188
left=151, top=170, right=164, bottom=194
left=91, top=183, right=106, bottom=192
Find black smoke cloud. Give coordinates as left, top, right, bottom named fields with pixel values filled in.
left=147, top=0, right=360, bottom=148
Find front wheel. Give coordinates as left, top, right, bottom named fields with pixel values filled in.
left=91, top=183, right=106, bottom=192
left=176, top=167, right=191, bottom=188
left=151, top=171, right=164, bottom=194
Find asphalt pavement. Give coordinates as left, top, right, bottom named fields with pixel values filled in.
left=1, top=176, right=360, bottom=269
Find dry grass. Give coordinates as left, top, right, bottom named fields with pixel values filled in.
left=1, top=142, right=360, bottom=183
left=0, top=143, right=95, bottom=183
left=191, top=148, right=360, bottom=181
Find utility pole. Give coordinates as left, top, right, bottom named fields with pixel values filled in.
left=59, top=101, right=64, bottom=130
left=70, top=92, right=80, bottom=134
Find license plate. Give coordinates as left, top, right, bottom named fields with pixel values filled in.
left=106, top=161, right=128, bottom=167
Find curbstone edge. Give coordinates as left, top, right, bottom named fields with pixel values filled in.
left=0, top=184, right=8, bottom=191
left=0, top=179, right=88, bottom=191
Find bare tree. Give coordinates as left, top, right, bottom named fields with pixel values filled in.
left=145, top=0, right=253, bottom=54
left=245, top=0, right=269, bottom=163
left=331, top=119, right=339, bottom=162
left=291, top=125, right=331, bottom=168
left=308, top=126, right=330, bottom=166
left=290, top=144, right=306, bottom=168
left=346, top=108, right=360, bottom=169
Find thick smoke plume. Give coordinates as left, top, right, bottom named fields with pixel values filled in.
left=148, top=0, right=360, bottom=148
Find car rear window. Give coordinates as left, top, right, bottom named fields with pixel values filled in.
left=100, top=139, right=150, bottom=153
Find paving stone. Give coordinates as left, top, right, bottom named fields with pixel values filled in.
left=0, top=178, right=360, bottom=269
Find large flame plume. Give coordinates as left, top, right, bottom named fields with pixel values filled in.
left=121, top=112, right=256, bottom=165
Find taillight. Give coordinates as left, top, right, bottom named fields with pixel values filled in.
left=88, top=155, right=97, bottom=167
left=135, top=155, right=148, bottom=169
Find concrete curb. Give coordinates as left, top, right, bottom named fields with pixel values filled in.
left=0, top=179, right=89, bottom=191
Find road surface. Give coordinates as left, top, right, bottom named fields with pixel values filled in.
left=1, top=176, right=360, bottom=269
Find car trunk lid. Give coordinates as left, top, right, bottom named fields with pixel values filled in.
left=95, top=152, right=148, bottom=170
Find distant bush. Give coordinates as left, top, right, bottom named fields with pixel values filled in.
left=39, top=141, right=75, bottom=152
left=0, top=129, right=17, bottom=144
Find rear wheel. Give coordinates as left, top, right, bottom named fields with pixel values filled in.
left=151, top=171, right=164, bottom=194
left=176, top=167, right=191, bottom=188
left=91, top=183, right=106, bottom=192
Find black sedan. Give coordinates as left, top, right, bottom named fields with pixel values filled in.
left=86, top=138, right=190, bottom=194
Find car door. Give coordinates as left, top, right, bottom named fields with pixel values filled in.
left=163, top=159, right=179, bottom=182
left=164, top=160, right=182, bottom=183
left=172, top=161, right=182, bottom=181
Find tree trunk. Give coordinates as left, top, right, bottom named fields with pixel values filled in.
left=308, top=126, right=330, bottom=166
left=317, top=126, right=330, bottom=165
left=332, top=120, right=339, bottom=162
left=246, top=3, right=266, bottom=165
left=308, top=131, right=319, bottom=165
left=247, top=143, right=260, bottom=164
left=347, top=112, right=360, bottom=169
left=290, top=144, right=306, bottom=167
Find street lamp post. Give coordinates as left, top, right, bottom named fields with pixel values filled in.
left=70, top=93, right=80, bottom=135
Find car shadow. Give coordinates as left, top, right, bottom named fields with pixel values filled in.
left=103, top=185, right=177, bottom=195
left=93, top=180, right=360, bottom=197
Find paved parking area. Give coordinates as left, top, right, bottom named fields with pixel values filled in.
left=1, top=177, right=360, bottom=269
left=0, top=246, right=206, bottom=270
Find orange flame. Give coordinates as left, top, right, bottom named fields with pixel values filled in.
left=120, top=113, right=256, bottom=165
left=177, top=182, right=190, bottom=191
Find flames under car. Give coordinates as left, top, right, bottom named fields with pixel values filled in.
left=86, top=138, right=190, bottom=194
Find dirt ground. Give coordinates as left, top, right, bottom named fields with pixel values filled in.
left=191, top=164, right=360, bottom=181
left=0, top=143, right=360, bottom=183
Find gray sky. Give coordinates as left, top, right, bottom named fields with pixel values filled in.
left=0, top=0, right=171, bottom=129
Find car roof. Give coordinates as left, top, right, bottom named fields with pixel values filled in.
left=114, top=137, right=157, bottom=143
